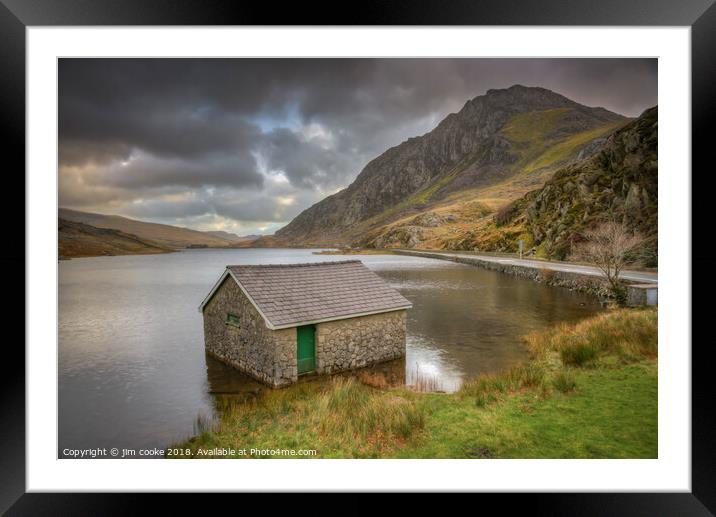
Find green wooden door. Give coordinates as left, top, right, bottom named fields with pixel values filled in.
left=297, top=325, right=316, bottom=374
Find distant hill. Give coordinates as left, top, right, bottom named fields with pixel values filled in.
left=204, top=230, right=261, bottom=243
left=58, top=208, right=237, bottom=249
left=275, top=85, right=628, bottom=246
left=59, top=218, right=172, bottom=258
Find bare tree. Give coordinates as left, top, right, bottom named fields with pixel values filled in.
left=575, top=221, right=644, bottom=301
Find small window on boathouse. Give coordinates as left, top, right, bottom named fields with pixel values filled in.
left=226, top=313, right=241, bottom=328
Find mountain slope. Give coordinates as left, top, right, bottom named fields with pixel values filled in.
left=59, top=218, right=172, bottom=258
left=58, top=208, right=237, bottom=249
left=275, top=85, right=627, bottom=245
left=484, top=105, right=658, bottom=263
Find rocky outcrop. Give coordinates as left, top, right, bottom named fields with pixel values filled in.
left=370, top=212, right=459, bottom=248
left=275, top=85, right=625, bottom=244
left=495, top=106, right=657, bottom=262
left=373, top=226, right=425, bottom=248
left=411, top=211, right=457, bottom=228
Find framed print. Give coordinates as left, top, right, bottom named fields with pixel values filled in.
left=2, top=0, right=713, bottom=512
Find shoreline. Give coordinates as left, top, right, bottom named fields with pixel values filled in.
left=391, top=249, right=657, bottom=300
left=58, top=245, right=250, bottom=260
left=312, top=248, right=397, bottom=256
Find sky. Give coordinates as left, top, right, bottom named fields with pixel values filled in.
left=59, top=58, right=657, bottom=236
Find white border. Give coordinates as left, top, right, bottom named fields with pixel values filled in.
left=28, top=27, right=691, bottom=492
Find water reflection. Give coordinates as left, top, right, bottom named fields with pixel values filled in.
left=205, top=354, right=266, bottom=397
left=205, top=351, right=407, bottom=398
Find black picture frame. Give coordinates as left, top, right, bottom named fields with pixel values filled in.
left=2, top=0, right=712, bottom=513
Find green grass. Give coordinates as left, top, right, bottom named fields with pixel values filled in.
left=461, top=362, right=547, bottom=402
left=522, top=121, right=626, bottom=174
left=500, top=108, right=573, bottom=143
left=404, top=362, right=656, bottom=458
left=172, top=309, right=657, bottom=459
left=500, top=109, right=627, bottom=177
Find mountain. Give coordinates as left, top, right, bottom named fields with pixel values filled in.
left=479, top=106, right=658, bottom=263
left=361, top=108, right=657, bottom=264
left=205, top=230, right=261, bottom=243
left=275, top=85, right=628, bottom=246
left=59, top=218, right=172, bottom=258
left=58, top=208, right=238, bottom=249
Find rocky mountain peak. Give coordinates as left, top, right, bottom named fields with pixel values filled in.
left=275, top=86, right=627, bottom=244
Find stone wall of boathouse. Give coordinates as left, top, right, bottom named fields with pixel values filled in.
left=203, top=279, right=409, bottom=386
left=315, top=310, right=407, bottom=375
left=202, top=277, right=297, bottom=387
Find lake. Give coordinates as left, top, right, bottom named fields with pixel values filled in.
left=58, top=248, right=602, bottom=455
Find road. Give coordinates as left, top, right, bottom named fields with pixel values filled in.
left=397, top=250, right=658, bottom=284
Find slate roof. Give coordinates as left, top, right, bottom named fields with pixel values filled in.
left=201, top=260, right=412, bottom=329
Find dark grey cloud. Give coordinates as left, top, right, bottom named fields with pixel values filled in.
left=93, top=151, right=263, bottom=190
left=60, top=99, right=262, bottom=164
left=59, top=58, right=657, bottom=234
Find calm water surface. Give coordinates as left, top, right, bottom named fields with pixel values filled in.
left=59, top=248, right=602, bottom=454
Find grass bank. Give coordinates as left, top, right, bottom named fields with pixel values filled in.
left=172, top=308, right=657, bottom=459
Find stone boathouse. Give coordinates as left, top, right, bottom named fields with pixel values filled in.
left=198, top=260, right=412, bottom=387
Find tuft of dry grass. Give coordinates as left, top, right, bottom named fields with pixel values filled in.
left=460, top=363, right=547, bottom=406
left=357, top=370, right=391, bottom=389
left=315, top=377, right=425, bottom=439
left=202, top=377, right=426, bottom=453
left=410, top=375, right=443, bottom=393
left=552, top=371, right=578, bottom=393
left=408, top=366, right=446, bottom=393
left=525, top=308, right=657, bottom=366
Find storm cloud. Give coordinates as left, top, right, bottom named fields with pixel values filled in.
left=59, top=58, right=657, bottom=235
